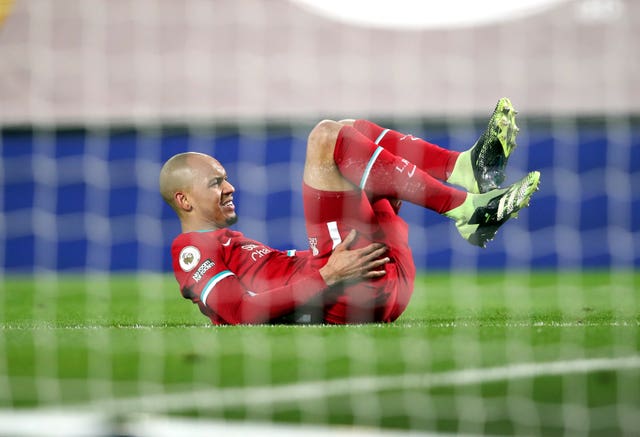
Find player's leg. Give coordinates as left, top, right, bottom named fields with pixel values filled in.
left=304, top=119, right=463, bottom=209
left=309, top=119, right=539, bottom=247
left=303, top=119, right=383, bottom=259
left=303, top=124, right=393, bottom=323
left=299, top=181, right=415, bottom=323
left=317, top=197, right=415, bottom=324
left=342, top=97, right=519, bottom=194
left=303, top=119, right=356, bottom=192
left=339, top=118, right=459, bottom=184
left=331, top=121, right=467, bottom=214
left=303, top=119, right=395, bottom=249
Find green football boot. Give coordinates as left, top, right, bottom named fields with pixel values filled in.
left=445, top=171, right=540, bottom=247
left=448, top=97, right=519, bottom=193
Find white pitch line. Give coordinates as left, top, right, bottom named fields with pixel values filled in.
left=1, top=320, right=637, bottom=330
left=73, top=355, right=640, bottom=415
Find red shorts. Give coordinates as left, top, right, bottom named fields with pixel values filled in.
left=302, top=183, right=416, bottom=323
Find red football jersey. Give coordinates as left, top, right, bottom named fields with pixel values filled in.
left=171, top=229, right=328, bottom=325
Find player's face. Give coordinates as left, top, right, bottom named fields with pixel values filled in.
left=189, top=156, right=237, bottom=229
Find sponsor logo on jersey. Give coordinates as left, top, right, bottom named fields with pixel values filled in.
left=192, top=259, right=215, bottom=282
left=179, top=246, right=201, bottom=272
left=241, top=243, right=272, bottom=261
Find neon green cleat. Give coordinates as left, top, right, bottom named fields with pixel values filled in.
left=471, top=97, right=519, bottom=193
left=449, top=98, right=520, bottom=194
left=445, top=171, right=540, bottom=248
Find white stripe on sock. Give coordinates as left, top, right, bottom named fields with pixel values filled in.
left=359, top=146, right=384, bottom=190
left=374, top=129, right=390, bottom=145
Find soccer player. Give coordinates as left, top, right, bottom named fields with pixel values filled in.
left=160, top=98, right=540, bottom=325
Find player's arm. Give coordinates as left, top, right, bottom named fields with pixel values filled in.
left=206, top=269, right=325, bottom=324
left=205, top=230, right=389, bottom=324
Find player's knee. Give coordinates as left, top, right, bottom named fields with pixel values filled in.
left=308, top=119, right=341, bottom=142
left=307, top=119, right=342, bottom=162
left=304, top=120, right=354, bottom=190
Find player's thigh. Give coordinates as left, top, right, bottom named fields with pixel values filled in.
left=302, top=184, right=379, bottom=257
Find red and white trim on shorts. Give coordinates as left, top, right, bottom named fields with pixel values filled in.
left=327, top=221, right=342, bottom=249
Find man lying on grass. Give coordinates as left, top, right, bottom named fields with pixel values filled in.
left=159, top=98, right=539, bottom=325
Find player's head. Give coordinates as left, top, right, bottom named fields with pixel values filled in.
left=159, top=152, right=237, bottom=230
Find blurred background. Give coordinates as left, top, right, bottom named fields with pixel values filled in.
left=0, top=0, right=638, bottom=272
left=1, top=0, right=638, bottom=121
left=0, top=1, right=638, bottom=435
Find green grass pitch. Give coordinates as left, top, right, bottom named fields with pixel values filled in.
left=1, top=270, right=639, bottom=435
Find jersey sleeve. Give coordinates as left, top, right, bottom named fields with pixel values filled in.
left=200, top=263, right=327, bottom=324
left=173, top=232, right=328, bottom=325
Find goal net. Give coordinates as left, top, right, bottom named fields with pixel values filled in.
left=1, top=1, right=638, bottom=436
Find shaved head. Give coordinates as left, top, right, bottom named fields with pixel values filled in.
left=160, top=152, right=195, bottom=211
left=160, top=152, right=219, bottom=209
left=160, top=152, right=237, bottom=230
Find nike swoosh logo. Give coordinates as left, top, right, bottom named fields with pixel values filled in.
left=222, top=238, right=232, bottom=247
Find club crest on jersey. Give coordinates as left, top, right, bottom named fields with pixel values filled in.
left=308, top=237, right=319, bottom=256
left=179, top=246, right=201, bottom=272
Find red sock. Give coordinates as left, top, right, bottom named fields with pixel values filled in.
left=334, top=126, right=466, bottom=214
left=353, top=119, right=459, bottom=181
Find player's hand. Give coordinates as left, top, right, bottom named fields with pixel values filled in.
left=319, top=230, right=390, bottom=287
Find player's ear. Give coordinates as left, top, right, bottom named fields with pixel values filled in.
left=174, top=191, right=193, bottom=211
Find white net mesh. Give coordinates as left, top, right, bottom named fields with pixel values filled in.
left=1, top=0, right=639, bottom=436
